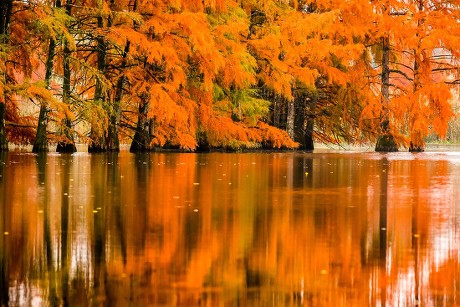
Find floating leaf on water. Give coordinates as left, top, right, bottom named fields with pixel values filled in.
left=38, top=210, right=43, bottom=213
left=193, top=183, right=200, bottom=185
left=4, top=232, right=9, bottom=235
left=413, top=234, right=420, bottom=238
left=305, top=172, right=309, bottom=176
left=193, top=209, right=199, bottom=212
left=93, top=210, right=98, bottom=213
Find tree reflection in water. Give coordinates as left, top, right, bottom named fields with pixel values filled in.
left=0, top=152, right=459, bottom=306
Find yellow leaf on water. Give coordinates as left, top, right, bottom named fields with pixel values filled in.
left=305, top=172, right=309, bottom=176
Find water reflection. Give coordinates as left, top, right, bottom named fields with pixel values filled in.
left=1, top=152, right=460, bottom=305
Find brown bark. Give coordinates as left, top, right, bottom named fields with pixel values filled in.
left=0, top=0, right=13, bottom=152
left=88, top=15, right=109, bottom=153
left=33, top=38, right=56, bottom=153
left=56, top=0, right=77, bottom=153
left=130, top=94, right=152, bottom=152
left=286, top=99, right=295, bottom=140
left=375, top=36, right=398, bottom=152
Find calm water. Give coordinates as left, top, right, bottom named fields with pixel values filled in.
left=1, top=151, right=460, bottom=306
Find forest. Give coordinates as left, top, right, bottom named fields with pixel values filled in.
left=1, top=0, right=459, bottom=153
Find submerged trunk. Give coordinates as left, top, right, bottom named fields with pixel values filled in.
left=375, top=36, right=398, bottom=152
left=56, top=0, right=76, bottom=153
left=304, top=96, right=316, bottom=151
left=409, top=2, right=425, bottom=153
left=88, top=16, right=108, bottom=153
left=293, top=92, right=315, bottom=151
left=106, top=41, right=130, bottom=152
left=33, top=38, right=56, bottom=153
left=130, top=95, right=152, bottom=152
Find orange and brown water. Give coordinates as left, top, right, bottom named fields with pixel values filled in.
left=0, top=151, right=459, bottom=306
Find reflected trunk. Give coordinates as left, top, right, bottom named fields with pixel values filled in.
left=378, top=158, right=389, bottom=306
left=91, top=154, right=107, bottom=293
left=0, top=152, right=7, bottom=305
left=60, top=155, right=71, bottom=306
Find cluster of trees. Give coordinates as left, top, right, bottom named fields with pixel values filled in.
left=1, top=0, right=459, bottom=153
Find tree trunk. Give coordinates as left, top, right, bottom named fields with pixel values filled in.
left=130, top=94, right=152, bottom=152
left=0, top=102, right=6, bottom=152
left=375, top=36, right=398, bottom=152
left=304, top=96, right=316, bottom=151
left=107, top=40, right=130, bottom=152
left=56, top=0, right=76, bottom=153
left=272, top=94, right=281, bottom=128
left=33, top=38, right=56, bottom=153
left=286, top=98, right=295, bottom=140
left=88, top=15, right=108, bottom=153
left=409, top=0, right=425, bottom=153
left=0, top=0, right=13, bottom=152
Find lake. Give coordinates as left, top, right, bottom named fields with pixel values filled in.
left=1, top=150, right=460, bottom=306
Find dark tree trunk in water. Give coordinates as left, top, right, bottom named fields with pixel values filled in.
left=88, top=15, right=108, bottom=153
left=0, top=0, right=13, bottom=152
left=375, top=36, right=398, bottom=152
left=106, top=41, right=130, bottom=152
left=304, top=96, right=316, bottom=151
left=409, top=3, right=425, bottom=153
left=57, top=0, right=76, bottom=153
left=293, top=92, right=315, bottom=151
left=130, top=95, right=152, bottom=152
left=33, top=38, right=56, bottom=153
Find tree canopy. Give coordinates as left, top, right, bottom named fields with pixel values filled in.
left=1, top=0, right=459, bottom=152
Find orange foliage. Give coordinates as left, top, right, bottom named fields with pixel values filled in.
left=2, top=0, right=460, bottom=150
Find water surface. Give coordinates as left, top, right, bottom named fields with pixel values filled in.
left=1, top=151, right=460, bottom=306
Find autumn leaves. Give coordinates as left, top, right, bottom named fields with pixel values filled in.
left=0, top=0, right=459, bottom=152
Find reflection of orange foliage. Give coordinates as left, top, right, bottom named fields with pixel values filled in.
left=2, top=153, right=460, bottom=306
left=430, top=259, right=459, bottom=293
